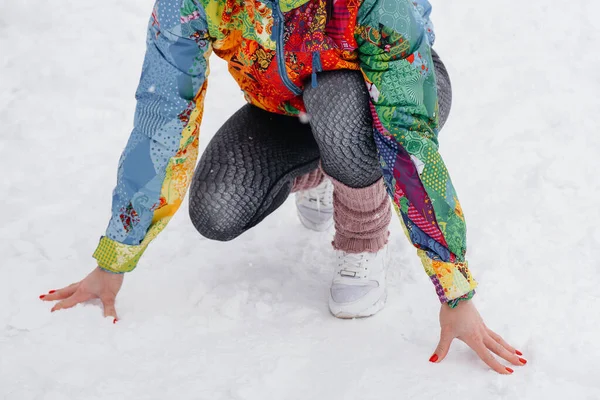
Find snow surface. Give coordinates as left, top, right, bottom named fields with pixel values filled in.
left=1, top=0, right=600, bottom=399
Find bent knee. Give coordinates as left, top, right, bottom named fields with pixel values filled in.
left=188, top=185, right=249, bottom=242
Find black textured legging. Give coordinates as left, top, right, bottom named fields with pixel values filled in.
left=189, top=50, right=452, bottom=241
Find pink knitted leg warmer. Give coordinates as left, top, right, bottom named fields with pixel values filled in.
left=291, top=168, right=325, bottom=193
left=328, top=176, right=391, bottom=254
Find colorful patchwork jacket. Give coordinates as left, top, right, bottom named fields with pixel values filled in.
left=92, top=0, right=477, bottom=306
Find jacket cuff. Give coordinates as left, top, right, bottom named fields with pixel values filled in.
left=447, top=290, right=475, bottom=309
left=92, top=236, right=145, bottom=273
left=418, top=251, right=478, bottom=304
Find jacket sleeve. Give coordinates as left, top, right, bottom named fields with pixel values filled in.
left=356, top=0, right=477, bottom=306
left=412, top=0, right=435, bottom=46
left=93, top=0, right=212, bottom=273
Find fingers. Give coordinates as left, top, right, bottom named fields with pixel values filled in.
left=484, top=336, right=526, bottom=366
left=51, top=291, right=93, bottom=313
left=41, top=283, right=79, bottom=302
left=463, top=335, right=512, bottom=375
left=487, top=328, right=519, bottom=355
left=100, top=294, right=118, bottom=322
left=430, top=327, right=453, bottom=363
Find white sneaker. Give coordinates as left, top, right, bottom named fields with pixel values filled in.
left=329, top=246, right=388, bottom=319
left=295, top=178, right=334, bottom=232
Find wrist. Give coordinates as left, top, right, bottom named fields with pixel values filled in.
left=97, top=265, right=125, bottom=275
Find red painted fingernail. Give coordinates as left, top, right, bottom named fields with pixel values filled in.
left=39, top=295, right=46, bottom=299
left=113, top=318, right=118, bottom=324
left=48, top=290, right=56, bottom=294
left=519, top=358, right=527, bottom=365
left=506, top=367, right=514, bottom=374
left=515, top=350, right=523, bottom=356
left=429, top=354, right=438, bottom=363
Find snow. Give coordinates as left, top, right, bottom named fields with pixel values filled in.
left=1, top=0, right=599, bottom=399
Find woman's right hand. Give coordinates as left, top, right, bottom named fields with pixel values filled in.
left=40, top=267, right=124, bottom=321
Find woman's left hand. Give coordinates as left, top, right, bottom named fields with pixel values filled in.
left=429, top=299, right=527, bottom=374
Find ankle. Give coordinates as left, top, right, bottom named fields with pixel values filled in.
left=291, top=168, right=324, bottom=193
left=326, top=175, right=392, bottom=253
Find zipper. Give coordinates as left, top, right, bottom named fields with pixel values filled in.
left=311, top=51, right=322, bottom=88
left=326, top=0, right=334, bottom=24
left=271, top=1, right=303, bottom=96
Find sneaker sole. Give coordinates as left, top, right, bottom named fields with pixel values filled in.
left=329, top=289, right=387, bottom=319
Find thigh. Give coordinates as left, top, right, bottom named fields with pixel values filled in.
left=303, top=70, right=382, bottom=189
left=189, top=104, right=320, bottom=241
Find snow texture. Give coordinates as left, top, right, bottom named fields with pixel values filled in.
left=1, top=1, right=600, bottom=399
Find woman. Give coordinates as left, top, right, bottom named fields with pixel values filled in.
left=41, top=0, right=526, bottom=373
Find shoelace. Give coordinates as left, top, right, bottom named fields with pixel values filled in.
left=299, top=180, right=333, bottom=208
left=335, top=252, right=368, bottom=280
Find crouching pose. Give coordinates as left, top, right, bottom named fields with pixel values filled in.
left=42, top=0, right=526, bottom=373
